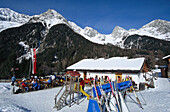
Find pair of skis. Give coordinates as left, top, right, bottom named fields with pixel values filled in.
left=93, top=80, right=101, bottom=103
left=94, top=76, right=121, bottom=112
left=93, top=80, right=112, bottom=112
left=93, top=80, right=103, bottom=112
left=107, top=76, right=121, bottom=112
left=107, top=76, right=130, bottom=112
left=94, top=76, right=132, bottom=112
left=93, top=76, right=121, bottom=112
left=128, top=79, right=143, bottom=109
left=99, top=83, right=110, bottom=112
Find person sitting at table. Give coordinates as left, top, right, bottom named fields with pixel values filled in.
left=47, top=77, right=52, bottom=87
left=32, top=79, right=38, bottom=90
left=30, top=76, right=34, bottom=83
left=51, top=75, right=56, bottom=87
left=20, top=79, right=29, bottom=92
left=51, top=75, right=56, bottom=81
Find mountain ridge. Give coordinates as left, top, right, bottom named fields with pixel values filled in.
left=0, top=23, right=135, bottom=78
left=0, top=8, right=170, bottom=79
left=0, top=8, right=170, bottom=48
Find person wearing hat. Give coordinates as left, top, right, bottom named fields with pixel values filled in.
left=21, top=79, right=28, bottom=92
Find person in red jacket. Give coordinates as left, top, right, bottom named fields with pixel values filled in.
left=21, top=79, right=28, bottom=92
left=80, top=78, right=85, bottom=96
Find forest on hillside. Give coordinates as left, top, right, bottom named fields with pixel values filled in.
left=0, top=23, right=169, bottom=79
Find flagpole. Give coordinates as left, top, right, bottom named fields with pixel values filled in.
left=29, top=48, right=32, bottom=79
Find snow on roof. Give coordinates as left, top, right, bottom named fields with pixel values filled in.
left=162, top=55, right=170, bottom=60
left=67, top=57, right=145, bottom=71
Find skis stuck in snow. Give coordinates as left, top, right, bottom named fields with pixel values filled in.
left=88, top=76, right=145, bottom=112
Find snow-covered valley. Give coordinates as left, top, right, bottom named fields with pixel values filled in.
left=0, top=78, right=170, bottom=112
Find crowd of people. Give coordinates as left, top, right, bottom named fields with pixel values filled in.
left=11, top=74, right=136, bottom=94
left=11, top=75, right=65, bottom=93
left=84, top=76, right=110, bottom=86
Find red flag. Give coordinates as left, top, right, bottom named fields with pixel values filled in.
left=15, top=68, right=19, bottom=70
left=31, top=48, right=37, bottom=74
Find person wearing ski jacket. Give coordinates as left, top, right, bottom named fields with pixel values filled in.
left=117, top=76, right=122, bottom=83
left=47, top=77, right=52, bottom=87
left=21, top=82, right=26, bottom=88
left=80, top=79, right=85, bottom=86
left=21, top=79, right=28, bottom=92
left=95, top=76, right=99, bottom=85
left=32, top=80, right=38, bottom=90
left=11, top=75, right=16, bottom=86
left=80, top=78, right=85, bottom=96
left=47, top=77, right=52, bottom=83
left=80, top=79, right=85, bottom=90
left=100, top=76, right=104, bottom=85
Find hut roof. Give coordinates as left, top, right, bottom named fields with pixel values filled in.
left=66, top=57, right=145, bottom=72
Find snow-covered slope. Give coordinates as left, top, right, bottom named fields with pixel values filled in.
left=0, top=8, right=30, bottom=32
left=0, top=21, right=21, bottom=32
left=129, top=19, right=170, bottom=41
left=0, top=8, right=30, bottom=23
left=0, top=78, right=170, bottom=112
left=0, top=8, right=170, bottom=48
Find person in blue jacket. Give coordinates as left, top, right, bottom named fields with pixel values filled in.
left=32, top=79, right=38, bottom=90
left=11, top=75, right=16, bottom=86
left=47, top=77, right=52, bottom=87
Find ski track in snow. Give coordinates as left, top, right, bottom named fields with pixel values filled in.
left=0, top=78, right=170, bottom=112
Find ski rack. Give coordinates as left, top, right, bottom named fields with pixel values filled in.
left=91, top=81, right=132, bottom=112
left=91, top=80, right=146, bottom=112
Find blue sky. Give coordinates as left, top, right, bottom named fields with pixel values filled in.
left=1, top=0, right=170, bottom=34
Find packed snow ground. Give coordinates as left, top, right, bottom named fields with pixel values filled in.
left=0, top=78, right=170, bottom=112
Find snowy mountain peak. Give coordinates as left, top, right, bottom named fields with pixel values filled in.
left=46, top=9, right=57, bottom=14
left=112, top=26, right=127, bottom=34
left=29, top=9, right=68, bottom=28
left=83, top=26, right=100, bottom=37
left=143, top=19, right=170, bottom=28
left=0, top=8, right=30, bottom=23
left=128, top=19, right=170, bottom=41
left=111, top=26, right=128, bottom=40
left=40, top=9, right=65, bottom=20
